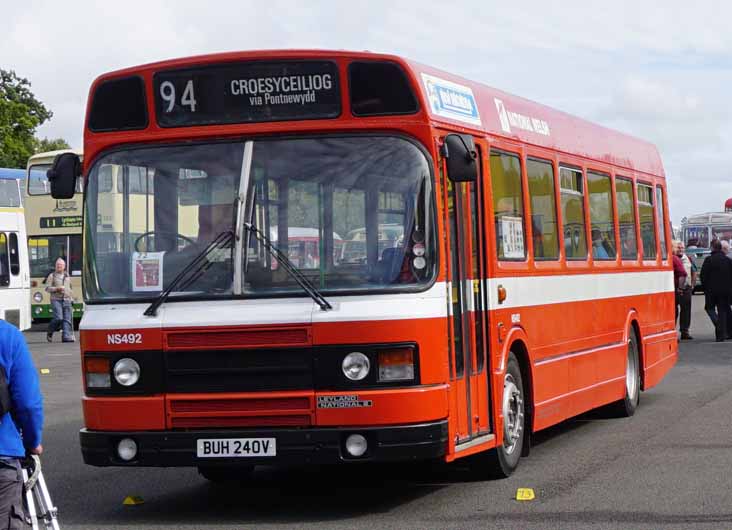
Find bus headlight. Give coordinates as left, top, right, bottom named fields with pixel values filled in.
left=113, top=358, right=141, bottom=386
left=33, top=292, right=43, bottom=303
left=342, top=352, right=370, bottom=381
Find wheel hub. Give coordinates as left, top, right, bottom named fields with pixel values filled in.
left=502, top=374, right=524, bottom=454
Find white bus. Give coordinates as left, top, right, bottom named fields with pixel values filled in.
left=0, top=168, right=31, bottom=330
left=26, top=149, right=84, bottom=322
left=681, top=212, right=732, bottom=291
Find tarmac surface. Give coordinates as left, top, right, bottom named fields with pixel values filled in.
left=27, top=296, right=732, bottom=529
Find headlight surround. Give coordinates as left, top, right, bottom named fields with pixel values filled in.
left=33, top=292, right=43, bottom=303
left=341, top=352, right=370, bottom=381
left=113, top=358, right=141, bottom=387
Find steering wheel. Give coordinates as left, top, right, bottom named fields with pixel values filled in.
left=134, top=231, right=198, bottom=253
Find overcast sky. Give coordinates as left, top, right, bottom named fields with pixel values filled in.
left=4, top=0, right=731, bottom=223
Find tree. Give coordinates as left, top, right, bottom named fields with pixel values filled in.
left=34, top=137, right=71, bottom=154
left=0, top=69, right=52, bottom=168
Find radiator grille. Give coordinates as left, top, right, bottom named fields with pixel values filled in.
left=167, top=395, right=313, bottom=429
left=170, top=415, right=311, bottom=428
left=165, top=348, right=313, bottom=393
left=166, top=328, right=310, bottom=349
left=2, top=309, right=20, bottom=328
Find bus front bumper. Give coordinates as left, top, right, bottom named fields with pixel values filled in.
left=79, top=420, right=448, bottom=467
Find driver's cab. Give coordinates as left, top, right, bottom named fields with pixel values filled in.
left=92, top=154, right=237, bottom=296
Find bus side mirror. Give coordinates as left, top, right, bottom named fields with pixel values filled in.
left=47, top=153, right=81, bottom=199
left=443, top=134, right=478, bottom=183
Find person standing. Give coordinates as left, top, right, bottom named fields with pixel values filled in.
left=673, top=241, right=694, bottom=340
left=700, top=239, right=732, bottom=342
left=672, top=242, right=691, bottom=339
left=45, top=257, right=75, bottom=343
left=0, top=319, right=44, bottom=528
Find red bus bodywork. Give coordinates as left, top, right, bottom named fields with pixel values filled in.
left=77, top=50, right=676, bottom=471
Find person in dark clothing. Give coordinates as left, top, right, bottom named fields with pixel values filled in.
left=700, top=239, right=732, bottom=342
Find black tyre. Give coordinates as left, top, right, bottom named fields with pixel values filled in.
left=609, top=331, right=640, bottom=417
left=198, top=465, right=254, bottom=483
left=477, top=352, right=526, bottom=478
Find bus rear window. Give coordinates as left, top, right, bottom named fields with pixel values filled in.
left=349, top=62, right=418, bottom=116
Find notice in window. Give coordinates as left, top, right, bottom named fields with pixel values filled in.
left=501, top=216, right=525, bottom=259
left=132, top=252, right=164, bottom=292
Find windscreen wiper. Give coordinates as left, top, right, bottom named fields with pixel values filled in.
left=243, top=222, right=332, bottom=311
left=143, top=230, right=234, bottom=317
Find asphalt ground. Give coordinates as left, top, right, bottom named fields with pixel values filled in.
left=25, top=296, right=732, bottom=529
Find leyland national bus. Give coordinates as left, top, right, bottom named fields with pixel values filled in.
left=48, top=50, right=677, bottom=480
left=26, top=149, right=85, bottom=322
left=0, top=168, right=31, bottom=330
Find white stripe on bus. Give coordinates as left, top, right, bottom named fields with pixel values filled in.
left=81, top=270, right=672, bottom=330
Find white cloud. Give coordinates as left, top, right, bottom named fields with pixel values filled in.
left=3, top=0, right=732, bottom=221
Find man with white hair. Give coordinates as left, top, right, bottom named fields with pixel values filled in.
left=44, top=257, right=75, bottom=343
left=722, top=240, right=732, bottom=259
left=673, top=241, right=694, bottom=340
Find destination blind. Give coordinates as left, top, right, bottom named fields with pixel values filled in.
left=154, top=61, right=340, bottom=127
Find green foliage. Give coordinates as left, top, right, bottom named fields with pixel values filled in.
left=0, top=69, right=53, bottom=168
left=34, top=137, right=71, bottom=154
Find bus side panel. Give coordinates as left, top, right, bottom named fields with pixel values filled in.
left=491, top=287, right=672, bottom=432
left=641, top=331, right=678, bottom=390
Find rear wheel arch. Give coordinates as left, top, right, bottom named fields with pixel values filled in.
left=506, top=339, right=534, bottom=443
left=627, top=317, right=645, bottom=390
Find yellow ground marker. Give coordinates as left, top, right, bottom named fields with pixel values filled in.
left=515, top=488, right=535, bottom=501
left=123, top=496, right=145, bottom=506
left=40, top=369, right=50, bottom=375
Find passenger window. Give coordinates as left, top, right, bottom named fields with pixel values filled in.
left=587, top=171, right=616, bottom=260
left=490, top=150, right=526, bottom=260
left=615, top=177, right=638, bottom=259
left=655, top=186, right=668, bottom=261
left=0, top=233, right=8, bottom=286
left=8, top=233, right=20, bottom=276
left=559, top=166, right=587, bottom=259
left=637, top=184, right=657, bottom=260
left=527, top=158, right=558, bottom=260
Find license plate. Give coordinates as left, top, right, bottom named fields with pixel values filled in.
left=196, top=438, right=276, bottom=458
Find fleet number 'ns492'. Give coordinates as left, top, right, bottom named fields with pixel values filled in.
left=107, top=333, right=143, bottom=345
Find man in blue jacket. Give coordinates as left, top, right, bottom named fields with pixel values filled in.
left=0, top=320, right=44, bottom=528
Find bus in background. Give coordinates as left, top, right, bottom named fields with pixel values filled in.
left=681, top=211, right=732, bottom=291
left=0, top=168, right=31, bottom=330
left=50, top=50, right=676, bottom=479
left=26, top=149, right=84, bottom=322
left=725, top=198, right=732, bottom=213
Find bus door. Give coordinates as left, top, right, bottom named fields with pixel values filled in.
left=445, top=141, right=491, bottom=446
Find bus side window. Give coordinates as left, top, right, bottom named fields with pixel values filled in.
left=637, top=183, right=657, bottom=260
left=0, top=233, right=8, bottom=286
left=655, top=185, right=668, bottom=261
left=587, top=171, right=616, bottom=260
left=559, top=166, right=587, bottom=259
left=8, top=233, right=20, bottom=276
left=490, top=150, right=526, bottom=260
left=615, top=177, right=638, bottom=259
left=527, top=158, right=559, bottom=260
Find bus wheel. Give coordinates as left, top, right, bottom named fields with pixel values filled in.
left=198, top=465, right=254, bottom=484
left=478, top=352, right=525, bottom=478
left=610, top=331, right=640, bottom=417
